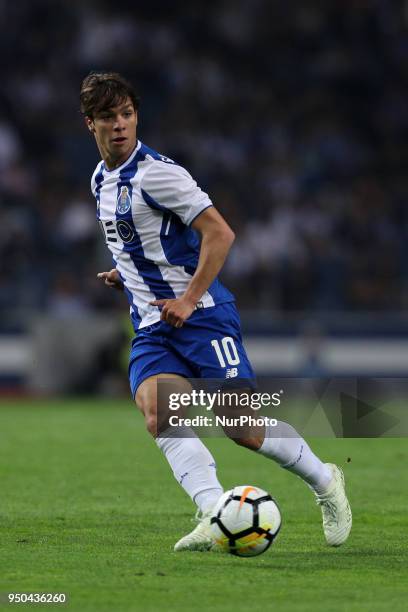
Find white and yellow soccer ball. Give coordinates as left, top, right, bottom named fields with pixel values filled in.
left=210, top=485, right=281, bottom=557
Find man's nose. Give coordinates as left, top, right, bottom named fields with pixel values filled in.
left=113, top=117, right=126, bottom=130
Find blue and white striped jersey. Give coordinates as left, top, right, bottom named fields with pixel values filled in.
left=91, top=140, right=234, bottom=331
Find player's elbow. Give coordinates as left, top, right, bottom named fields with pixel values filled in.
left=203, top=225, right=235, bottom=250
left=222, top=227, right=235, bottom=247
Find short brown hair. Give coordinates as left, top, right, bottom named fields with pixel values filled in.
left=79, top=71, right=140, bottom=118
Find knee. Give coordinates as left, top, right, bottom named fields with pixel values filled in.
left=137, top=400, right=170, bottom=438
left=231, top=436, right=247, bottom=448
left=135, top=395, right=158, bottom=437
left=145, top=413, right=158, bottom=437
left=230, top=436, right=263, bottom=451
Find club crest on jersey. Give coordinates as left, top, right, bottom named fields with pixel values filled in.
left=116, top=186, right=131, bottom=214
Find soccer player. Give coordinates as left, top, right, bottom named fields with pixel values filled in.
left=80, top=72, right=352, bottom=550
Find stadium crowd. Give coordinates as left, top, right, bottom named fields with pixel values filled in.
left=2, top=0, right=408, bottom=323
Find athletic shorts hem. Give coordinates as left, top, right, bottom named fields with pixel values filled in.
left=131, top=367, right=191, bottom=399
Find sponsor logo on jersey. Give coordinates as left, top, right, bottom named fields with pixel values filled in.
left=116, top=219, right=135, bottom=243
left=116, top=186, right=132, bottom=214
left=159, top=154, right=175, bottom=164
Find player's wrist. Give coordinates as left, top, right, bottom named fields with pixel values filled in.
left=181, top=293, right=200, bottom=308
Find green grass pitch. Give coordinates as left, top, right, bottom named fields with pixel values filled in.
left=1, top=399, right=407, bottom=611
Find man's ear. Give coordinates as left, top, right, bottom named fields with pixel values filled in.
left=85, top=116, right=95, bottom=134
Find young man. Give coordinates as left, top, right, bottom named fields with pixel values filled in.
left=80, top=71, right=352, bottom=551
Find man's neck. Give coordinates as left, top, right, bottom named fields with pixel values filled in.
left=104, top=154, right=126, bottom=171
left=101, top=141, right=138, bottom=171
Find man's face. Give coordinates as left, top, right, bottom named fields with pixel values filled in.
left=86, top=97, right=137, bottom=167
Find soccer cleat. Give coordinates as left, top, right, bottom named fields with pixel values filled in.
left=174, top=510, right=216, bottom=552
left=315, top=463, right=352, bottom=547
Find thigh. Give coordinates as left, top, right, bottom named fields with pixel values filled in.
left=135, top=373, right=192, bottom=436
left=129, top=329, right=195, bottom=399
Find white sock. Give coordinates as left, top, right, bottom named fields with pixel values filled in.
left=156, top=425, right=223, bottom=513
left=258, top=421, right=332, bottom=493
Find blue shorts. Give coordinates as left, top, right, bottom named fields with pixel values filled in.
left=129, top=302, right=256, bottom=397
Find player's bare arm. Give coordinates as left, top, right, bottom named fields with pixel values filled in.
left=150, top=207, right=235, bottom=328
left=97, top=268, right=124, bottom=290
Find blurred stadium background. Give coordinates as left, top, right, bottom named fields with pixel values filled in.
left=2, top=0, right=408, bottom=396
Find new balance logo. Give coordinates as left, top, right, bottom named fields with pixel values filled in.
left=226, top=368, right=238, bottom=378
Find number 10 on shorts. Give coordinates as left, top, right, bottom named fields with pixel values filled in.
left=211, top=337, right=241, bottom=368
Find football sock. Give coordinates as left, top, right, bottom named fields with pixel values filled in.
left=156, top=425, right=223, bottom=513
left=257, top=421, right=332, bottom=493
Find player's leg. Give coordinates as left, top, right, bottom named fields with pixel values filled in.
left=230, top=417, right=332, bottom=491
left=212, top=392, right=346, bottom=528
left=173, top=303, right=351, bottom=546
left=136, top=373, right=223, bottom=513
left=135, top=373, right=223, bottom=551
left=231, top=419, right=352, bottom=546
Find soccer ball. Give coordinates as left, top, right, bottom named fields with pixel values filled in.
left=210, top=485, right=281, bottom=557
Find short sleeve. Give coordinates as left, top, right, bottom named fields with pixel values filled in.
left=91, top=161, right=103, bottom=198
left=140, top=161, right=213, bottom=225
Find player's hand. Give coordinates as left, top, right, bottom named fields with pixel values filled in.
left=150, top=296, right=196, bottom=328
left=97, top=269, right=124, bottom=291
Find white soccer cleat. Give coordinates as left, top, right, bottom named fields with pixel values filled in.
left=315, top=463, right=352, bottom=547
left=174, top=510, right=216, bottom=552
